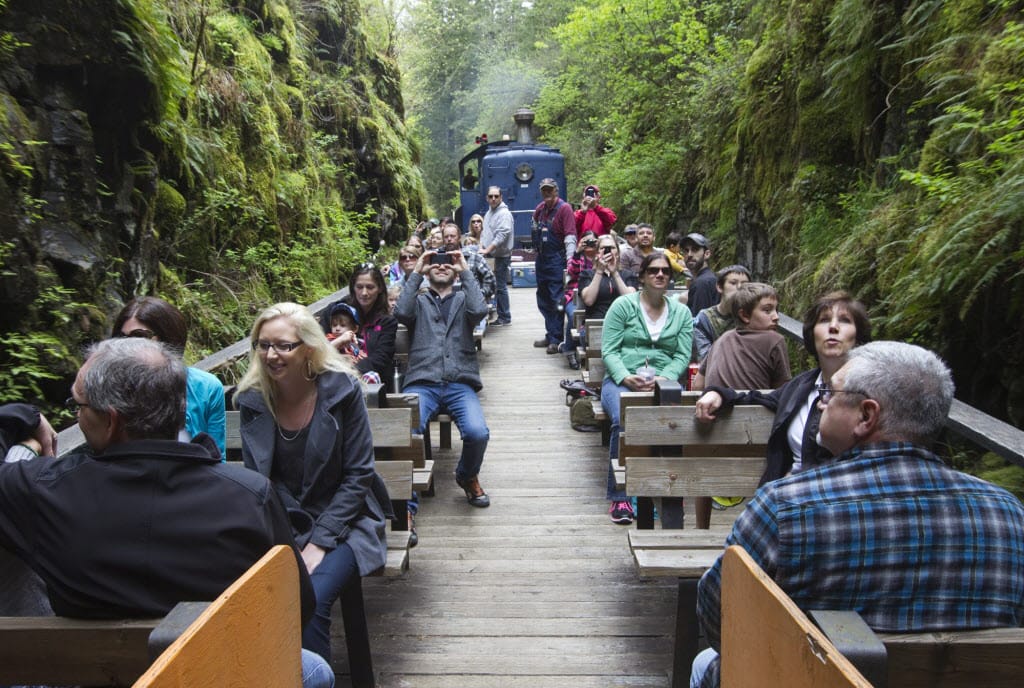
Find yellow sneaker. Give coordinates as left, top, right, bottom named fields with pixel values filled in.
left=711, top=496, right=745, bottom=510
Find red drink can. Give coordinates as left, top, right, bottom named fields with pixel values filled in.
left=687, top=363, right=699, bottom=391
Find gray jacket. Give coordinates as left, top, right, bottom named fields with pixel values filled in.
left=394, top=270, right=489, bottom=391
left=237, top=371, right=391, bottom=577
left=482, top=202, right=514, bottom=257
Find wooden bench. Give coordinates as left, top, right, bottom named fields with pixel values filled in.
left=722, top=544, right=1024, bottom=687
left=622, top=389, right=774, bottom=687
left=0, top=546, right=305, bottom=687
left=721, top=545, right=873, bottom=687
left=135, top=545, right=303, bottom=687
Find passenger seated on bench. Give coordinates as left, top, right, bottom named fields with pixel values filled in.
left=601, top=253, right=693, bottom=525
left=691, top=265, right=751, bottom=362
left=695, top=291, right=872, bottom=483
left=395, top=246, right=492, bottom=510
left=0, top=338, right=333, bottom=687
left=442, top=220, right=497, bottom=301
left=560, top=230, right=599, bottom=369
left=236, top=303, right=392, bottom=664
left=691, top=341, right=1024, bottom=688
left=693, top=282, right=791, bottom=392
left=322, top=264, right=399, bottom=384
left=112, top=296, right=227, bottom=457
left=389, top=244, right=422, bottom=288
left=576, top=232, right=639, bottom=345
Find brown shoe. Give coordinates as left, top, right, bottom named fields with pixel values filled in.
left=455, top=475, right=491, bottom=508
left=534, top=338, right=549, bottom=348
left=546, top=343, right=560, bottom=355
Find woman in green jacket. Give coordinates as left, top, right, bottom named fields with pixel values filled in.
left=601, top=252, right=693, bottom=524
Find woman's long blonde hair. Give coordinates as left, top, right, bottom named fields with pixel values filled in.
left=235, top=302, right=356, bottom=418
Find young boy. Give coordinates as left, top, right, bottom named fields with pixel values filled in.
left=663, top=232, right=687, bottom=284
left=324, top=302, right=365, bottom=361
left=692, top=265, right=752, bottom=361
left=698, top=282, right=791, bottom=391
left=699, top=281, right=791, bottom=510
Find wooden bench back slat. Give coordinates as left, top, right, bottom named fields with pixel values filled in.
left=721, top=545, right=872, bottom=688
left=0, top=617, right=157, bottom=685
left=625, top=456, right=766, bottom=498
left=365, top=408, right=413, bottom=448
left=133, top=545, right=301, bottom=688
left=374, top=460, right=413, bottom=500
left=878, top=629, right=1024, bottom=687
left=623, top=405, right=774, bottom=449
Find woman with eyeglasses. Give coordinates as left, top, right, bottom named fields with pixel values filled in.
left=321, top=264, right=398, bottom=384
left=600, top=253, right=694, bottom=525
left=694, top=291, right=872, bottom=484
left=111, top=296, right=226, bottom=457
left=235, top=302, right=391, bottom=664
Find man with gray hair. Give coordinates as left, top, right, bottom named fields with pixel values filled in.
left=0, top=337, right=333, bottom=686
left=691, top=341, right=1024, bottom=688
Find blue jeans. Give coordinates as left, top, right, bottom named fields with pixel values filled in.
left=301, top=649, right=336, bottom=688
left=493, top=255, right=511, bottom=322
left=562, top=300, right=577, bottom=352
left=303, top=542, right=359, bottom=662
left=405, top=382, right=489, bottom=481
left=535, top=251, right=565, bottom=345
left=601, top=377, right=629, bottom=501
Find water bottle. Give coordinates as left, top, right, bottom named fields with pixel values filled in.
left=392, top=365, right=404, bottom=394
left=636, top=357, right=656, bottom=384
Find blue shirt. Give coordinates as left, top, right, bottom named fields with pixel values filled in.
left=185, top=367, right=226, bottom=458
left=696, top=442, right=1024, bottom=687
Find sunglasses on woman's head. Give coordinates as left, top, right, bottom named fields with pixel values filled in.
left=119, top=328, right=156, bottom=339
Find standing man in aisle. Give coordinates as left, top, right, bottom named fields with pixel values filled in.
left=683, top=232, right=719, bottom=316
left=395, top=246, right=492, bottom=508
left=532, top=178, right=577, bottom=354
left=480, top=185, right=514, bottom=325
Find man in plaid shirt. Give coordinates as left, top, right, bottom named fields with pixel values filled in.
left=692, top=341, right=1024, bottom=688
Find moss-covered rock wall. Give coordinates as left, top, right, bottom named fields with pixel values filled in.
left=0, top=0, right=424, bottom=408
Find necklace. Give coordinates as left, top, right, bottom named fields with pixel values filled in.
left=277, top=423, right=305, bottom=442
left=276, top=388, right=316, bottom=441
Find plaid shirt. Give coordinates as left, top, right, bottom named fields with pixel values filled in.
left=696, top=442, right=1024, bottom=687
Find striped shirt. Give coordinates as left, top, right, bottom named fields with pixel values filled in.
left=696, top=442, right=1024, bottom=687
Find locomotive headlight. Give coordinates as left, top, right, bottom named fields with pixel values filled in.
left=515, top=163, right=534, bottom=183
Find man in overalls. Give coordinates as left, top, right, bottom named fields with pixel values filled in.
left=531, top=178, right=577, bottom=354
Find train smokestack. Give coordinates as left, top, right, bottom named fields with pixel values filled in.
left=513, top=108, right=535, bottom=144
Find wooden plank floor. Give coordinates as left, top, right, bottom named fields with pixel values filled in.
left=330, top=287, right=736, bottom=687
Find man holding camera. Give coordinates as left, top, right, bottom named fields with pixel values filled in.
left=394, top=246, right=492, bottom=508
left=532, top=178, right=577, bottom=354
left=574, top=184, right=617, bottom=236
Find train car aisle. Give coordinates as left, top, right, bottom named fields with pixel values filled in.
left=336, top=287, right=678, bottom=687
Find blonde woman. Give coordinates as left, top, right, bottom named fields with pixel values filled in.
left=235, top=302, right=391, bottom=663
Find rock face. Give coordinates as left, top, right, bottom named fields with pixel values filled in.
left=0, top=0, right=423, bottom=401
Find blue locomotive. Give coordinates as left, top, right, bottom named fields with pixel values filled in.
left=455, top=109, right=566, bottom=249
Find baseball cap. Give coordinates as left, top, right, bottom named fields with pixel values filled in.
left=329, top=302, right=360, bottom=325
left=682, top=232, right=709, bottom=249
left=623, top=225, right=638, bottom=235
left=539, top=178, right=558, bottom=190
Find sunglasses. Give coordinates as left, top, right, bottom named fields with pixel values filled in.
left=486, top=194, right=500, bottom=199
left=645, top=266, right=672, bottom=276
left=119, top=328, right=156, bottom=339
left=471, top=220, right=483, bottom=223
left=400, top=253, right=417, bottom=260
